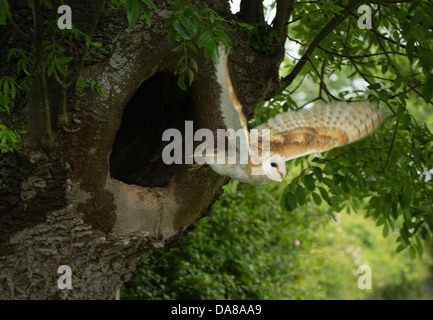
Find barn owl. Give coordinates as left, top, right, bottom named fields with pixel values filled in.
left=202, top=45, right=384, bottom=185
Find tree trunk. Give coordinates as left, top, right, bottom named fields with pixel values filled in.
left=0, top=0, right=281, bottom=299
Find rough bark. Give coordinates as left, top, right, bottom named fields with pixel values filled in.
left=0, top=0, right=282, bottom=299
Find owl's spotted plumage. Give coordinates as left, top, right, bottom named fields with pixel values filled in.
left=205, top=45, right=384, bottom=185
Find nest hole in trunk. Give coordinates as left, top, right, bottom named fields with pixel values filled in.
left=109, top=72, right=193, bottom=188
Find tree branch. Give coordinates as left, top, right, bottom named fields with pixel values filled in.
left=382, top=119, right=399, bottom=173
left=237, top=0, right=265, bottom=24
left=318, top=45, right=407, bottom=58
left=272, top=0, right=294, bottom=43
left=66, top=0, right=106, bottom=88
left=307, top=56, right=343, bottom=102
left=267, top=0, right=363, bottom=98
left=32, top=0, right=53, bottom=148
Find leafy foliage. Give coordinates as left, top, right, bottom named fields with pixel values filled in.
left=247, top=0, right=433, bottom=259
left=122, top=179, right=433, bottom=300
left=0, top=0, right=232, bottom=151
left=120, top=0, right=158, bottom=26
left=0, top=124, right=24, bottom=153
left=0, top=0, right=116, bottom=150
left=122, top=180, right=328, bottom=299
left=165, top=0, right=230, bottom=90
left=0, top=75, right=24, bottom=152
left=76, top=78, right=108, bottom=96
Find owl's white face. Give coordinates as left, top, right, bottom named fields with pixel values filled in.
left=263, top=154, right=286, bottom=182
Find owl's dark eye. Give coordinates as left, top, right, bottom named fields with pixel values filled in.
left=271, top=162, right=277, bottom=167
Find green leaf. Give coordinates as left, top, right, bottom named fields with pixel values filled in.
left=173, top=20, right=192, bottom=40
left=0, top=0, right=9, bottom=26
left=198, top=29, right=212, bottom=48
left=280, top=189, right=290, bottom=212
left=3, top=79, right=9, bottom=100
left=179, top=16, right=197, bottom=38
left=326, top=207, right=336, bottom=221
left=188, top=69, right=194, bottom=86
left=391, top=201, right=398, bottom=220
left=89, top=41, right=103, bottom=49
left=41, top=0, right=53, bottom=9
left=210, top=46, right=219, bottom=64
left=286, top=192, right=297, bottom=211
left=0, top=123, right=23, bottom=153
left=209, top=11, right=215, bottom=23
left=318, top=187, right=330, bottom=204
left=175, top=55, right=186, bottom=71
left=313, top=166, right=322, bottom=181
left=55, top=56, right=73, bottom=64
left=140, top=5, right=151, bottom=27
left=204, top=40, right=216, bottom=59
left=312, top=192, right=322, bottom=206
left=187, top=41, right=198, bottom=54
left=166, top=6, right=182, bottom=12
left=165, top=14, right=178, bottom=27
left=330, top=196, right=341, bottom=211
left=423, top=73, right=433, bottom=103
left=47, top=63, right=55, bottom=77
left=10, top=80, right=15, bottom=100
left=376, top=216, right=386, bottom=227
left=171, top=42, right=185, bottom=53
left=177, top=74, right=187, bottom=91
left=418, top=47, right=433, bottom=73
left=304, top=174, right=315, bottom=191
left=367, top=83, right=381, bottom=90
left=167, top=27, right=178, bottom=44
left=400, top=225, right=410, bottom=246
left=296, top=185, right=306, bottom=206
left=174, top=0, right=188, bottom=6
left=409, top=245, right=416, bottom=260
left=323, top=167, right=334, bottom=175
left=183, top=6, right=200, bottom=19
left=415, top=237, right=423, bottom=259
left=395, top=244, right=405, bottom=254
left=124, top=0, right=140, bottom=26
left=189, top=57, right=198, bottom=72
left=141, top=0, right=158, bottom=12
left=55, top=62, right=68, bottom=75
left=382, top=222, right=389, bottom=238
left=394, top=75, right=403, bottom=90
left=405, top=39, right=415, bottom=63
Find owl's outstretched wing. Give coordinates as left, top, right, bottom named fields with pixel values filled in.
left=215, top=45, right=249, bottom=150
left=253, top=101, right=384, bottom=161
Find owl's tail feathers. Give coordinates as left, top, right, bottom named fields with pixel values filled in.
left=259, top=101, right=384, bottom=144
